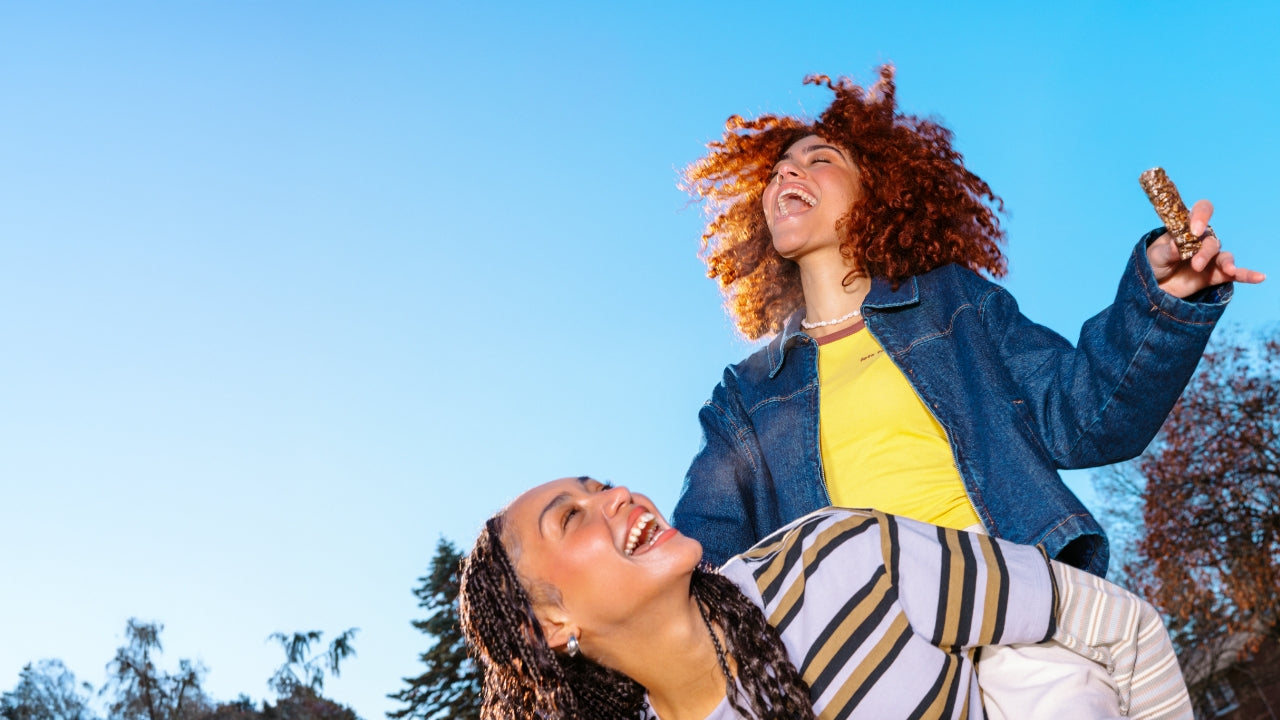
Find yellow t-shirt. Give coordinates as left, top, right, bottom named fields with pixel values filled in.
left=816, top=323, right=981, bottom=530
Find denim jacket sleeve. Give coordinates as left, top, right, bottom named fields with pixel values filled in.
left=982, top=229, right=1231, bottom=468
left=672, top=369, right=769, bottom=567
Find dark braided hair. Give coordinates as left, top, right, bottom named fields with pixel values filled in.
left=459, top=513, right=815, bottom=719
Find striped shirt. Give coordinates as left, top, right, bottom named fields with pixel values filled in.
left=647, top=508, right=1191, bottom=720
left=1049, top=563, right=1193, bottom=718
left=719, top=508, right=1058, bottom=719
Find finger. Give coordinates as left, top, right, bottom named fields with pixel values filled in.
left=1236, top=268, right=1268, bottom=284
left=1189, top=199, right=1214, bottom=236
left=1192, top=228, right=1222, bottom=272
left=1221, top=255, right=1268, bottom=285
left=1147, top=233, right=1180, bottom=268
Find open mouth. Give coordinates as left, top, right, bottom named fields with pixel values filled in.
left=624, top=510, right=661, bottom=556
left=777, top=187, right=817, bottom=217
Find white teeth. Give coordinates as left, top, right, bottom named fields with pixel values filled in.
left=624, top=512, right=656, bottom=556
left=777, top=187, right=817, bottom=217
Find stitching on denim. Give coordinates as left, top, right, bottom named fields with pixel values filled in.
left=703, top=399, right=761, bottom=475
left=1033, top=512, right=1093, bottom=547
left=1032, top=513, right=1101, bottom=571
left=770, top=332, right=814, bottom=378
left=1132, top=248, right=1221, bottom=327
left=1057, top=314, right=1159, bottom=463
left=889, top=302, right=971, bottom=357
left=743, top=380, right=819, bottom=416
left=974, top=284, right=1004, bottom=319
left=967, top=496, right=996, bottom=536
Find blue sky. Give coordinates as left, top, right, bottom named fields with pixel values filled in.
left=2, top=2, right=1277, bottom=717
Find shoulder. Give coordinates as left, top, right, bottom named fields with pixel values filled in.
left=724, top=341, right=774, bottom=381
left=719, top=508, right=895, bottom=616
left=706, top=340, right=778, bottom=407
left=918, top=263, right=1006, bottom=297
left=724, top=507, right=885, bottom=572
left=917, top=265, right=1020, bottom=325
left=869, top=265, right=1008, bottom=313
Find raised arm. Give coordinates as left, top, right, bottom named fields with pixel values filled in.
left=983, top=228, right=1232, bottom=469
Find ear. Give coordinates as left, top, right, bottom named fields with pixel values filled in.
left=533, top=603, right=578, bottom=653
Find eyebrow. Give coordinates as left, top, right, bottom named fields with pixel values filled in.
left=776, top=144, right=848, bottom=163
left=537, top=476, right=593, bottom=538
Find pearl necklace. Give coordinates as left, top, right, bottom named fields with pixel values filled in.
left=800, top=308, right=861, bottom=329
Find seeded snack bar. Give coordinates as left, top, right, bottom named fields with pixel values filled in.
left=1139, top=167, right=1202, bottom=260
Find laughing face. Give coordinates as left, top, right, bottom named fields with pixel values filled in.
left=762, top=134, right=863, bottom=261
left=502, top=477, right=703, bottom=652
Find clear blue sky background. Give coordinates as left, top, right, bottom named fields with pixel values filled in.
left=2, top=2, right=1277, bottom=718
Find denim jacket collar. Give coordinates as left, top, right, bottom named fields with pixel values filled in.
left=767, top=274, right=923, bottom=378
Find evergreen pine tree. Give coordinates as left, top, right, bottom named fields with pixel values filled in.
left=387, top=538, right=481, bottom=720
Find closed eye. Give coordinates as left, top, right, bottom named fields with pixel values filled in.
left=562, top=505, right=579, bottom=530
left=561, top=478, right=615, bottom=530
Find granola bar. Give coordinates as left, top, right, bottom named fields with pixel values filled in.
left=1139, top=167, right=1202, bottom=260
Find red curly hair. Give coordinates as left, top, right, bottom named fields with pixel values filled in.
left=683, top=64, right=1008, bottom=340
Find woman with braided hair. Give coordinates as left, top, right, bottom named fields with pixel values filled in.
left=459, top=476, right=812, bottom=720
left=458, top=476, right=1192, bottom=719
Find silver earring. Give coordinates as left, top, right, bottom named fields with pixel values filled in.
left=566, top=634, right=580, bottom=657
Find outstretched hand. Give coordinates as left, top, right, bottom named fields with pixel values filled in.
left=1148, top=199, right=1266, bottom=298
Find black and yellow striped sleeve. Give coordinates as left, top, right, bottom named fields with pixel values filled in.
left=720, top=508, right=1057, bottom=719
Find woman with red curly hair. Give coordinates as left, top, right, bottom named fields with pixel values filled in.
left=672, top=64, right=1263, bottom=574
left=669, top=64, right=1262, bottom=716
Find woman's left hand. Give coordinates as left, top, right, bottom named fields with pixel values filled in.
left=1148, top=199, right=1266, bottom=298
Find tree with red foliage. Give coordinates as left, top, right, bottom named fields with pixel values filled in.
left=1097, top=330, right=1280, bottom=702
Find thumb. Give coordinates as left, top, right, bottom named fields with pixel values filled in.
left=1147, top=233, right=1181, bottom=270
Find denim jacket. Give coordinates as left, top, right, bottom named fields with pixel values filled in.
left=672, top=231, right=1231, bottom=576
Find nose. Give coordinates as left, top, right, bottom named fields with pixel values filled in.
left=774, top=158, right=803, bottom=182
left=600, top=484, right=632, bottom=517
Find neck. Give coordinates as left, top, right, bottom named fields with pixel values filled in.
left=599, top=593, right=728, bottom=720
left=796, top=252, right=869, bottom=338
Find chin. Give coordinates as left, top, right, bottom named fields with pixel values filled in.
left=770, top=241, right=802, bottom=260
left=770, top=233, right=814, bottom=260
left=674, top=533, right=706, bottom=570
